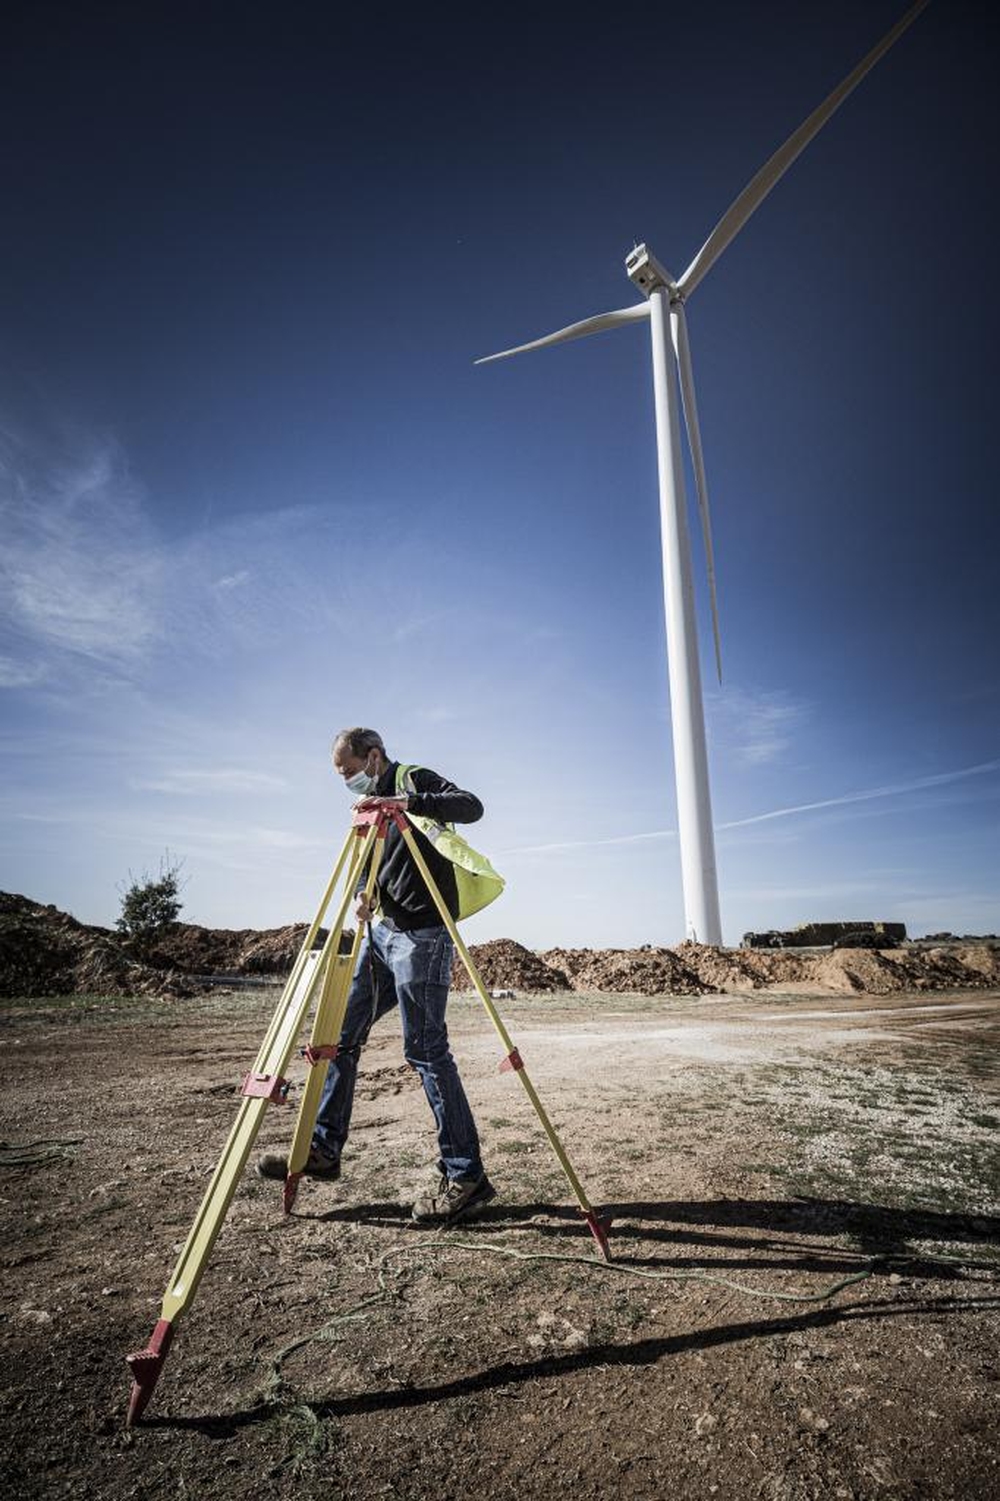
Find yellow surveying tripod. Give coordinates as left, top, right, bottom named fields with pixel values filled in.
left=125, top=800, right=611, bottom=1425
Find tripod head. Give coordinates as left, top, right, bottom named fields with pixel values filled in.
left=351, top=797, right=411, bottom=836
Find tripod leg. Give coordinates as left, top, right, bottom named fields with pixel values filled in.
left=124, top=822, right=380, bottom=1425
left=282, top=836, right=386, bottom=1212
left=395, top=822, right=612, bottom=1260
left=282, top=949, right=352, bottom=1213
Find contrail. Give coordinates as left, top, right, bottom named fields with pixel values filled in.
left=498, top=828, right=675, bottom=857
left=499, top=759, right=1000, bottom=857
left=717, top=759, right=1000, bottom=831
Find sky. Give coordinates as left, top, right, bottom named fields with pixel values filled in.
left=1, top=0, right=997, bottom=949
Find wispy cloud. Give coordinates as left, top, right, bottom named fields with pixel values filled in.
left=727, top=879, right=887, bottom=902
left=391, top=610, right=453, bottom=643
left=11, top=804, right=329, bottom=856
left=415, top=705, right=463, bottom=725
left=896, top=892, right=1000, bottom=933
left=0, top=414, right=358, bottom=687
left=0, top=655, right=47, bottom=689
left=1, top=423, right=160, bottom=663
left=130, top=768, right=290, bottom=795
left=707, top=686, right=810, bottom=767
left=213, top=569, right=252, bottom=591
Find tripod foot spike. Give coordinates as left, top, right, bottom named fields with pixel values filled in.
left=584, top=1210, right=614, bottom=1261
left=125, top=1318, right=174, bottom=1426
left=283, top=1171, right=303, bottom=1215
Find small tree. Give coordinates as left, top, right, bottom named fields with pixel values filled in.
left=116, top=852, right=185, bottom=952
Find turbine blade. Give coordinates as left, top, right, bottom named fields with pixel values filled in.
left=671, top=303, right=723, bottom=684
left=677, top=0, right=931, bottom=299
left=475, top=301, right=650, bottom=365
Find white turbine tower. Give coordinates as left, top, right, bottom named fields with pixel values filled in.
left=477, top=1, right=930, bottom=947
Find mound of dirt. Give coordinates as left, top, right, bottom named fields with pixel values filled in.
left=678, top=941, right=1000, bottom=995
left=565, top=947, right=717, bottom=996
left=0, top=893, right=191, bottom=999
left=238, top=923, right=322, bottom=973
left=142, top=922, right=253, bottom=974
left=4, top=891, right=999, bottom=1002
left=144, top=921, right=342, bottom=975
left=529, top=939, right=1000, bottom=997
left=461, top=942, right=715, bottom=997
left=672, top=941, right=808, bottom=991
left=780, top=944, right=1000, bottom=996
left=540, top=948, right=594, bottom=983
left=452, top=939, right=571, bottom=993
left=805, top=947, right=914, bottom=995
left=541, top=943, right=801, bottom=995
left=953, top=944, right=1000, bottom=981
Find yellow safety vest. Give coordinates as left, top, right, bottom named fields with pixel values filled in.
left=396, top=763, right=505, bottom=921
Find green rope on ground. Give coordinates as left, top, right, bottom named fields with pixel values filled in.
left=260, top=1234, right=893, bottom=1394
left=258, top=1231, right=997, bottom=1398
left=379, top=1237, right=879, bottom=1303
left=263, top=1286, right=400, bottom=1396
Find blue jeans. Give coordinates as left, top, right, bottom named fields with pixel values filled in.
left=312, top=920, right=484, bottom=1182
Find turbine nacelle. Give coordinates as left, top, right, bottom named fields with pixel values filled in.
left=625, top=244, right=676, bottom=298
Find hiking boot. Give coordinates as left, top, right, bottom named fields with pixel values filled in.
left=256, top=1147, right=340, bottom=1182
left=411, top=1171, right=496, bottom=1225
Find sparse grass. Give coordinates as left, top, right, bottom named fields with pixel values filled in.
left=737, top=1051, right=1000, bottom=1218
left=1, top=987, right=276, bottom=1033
left=0, top=992, right=174, bottom=1027
left=265, top=1403, right=341, bottom=1480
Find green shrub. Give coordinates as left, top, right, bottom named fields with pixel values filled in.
left=116, top=853, right=185, bottom=950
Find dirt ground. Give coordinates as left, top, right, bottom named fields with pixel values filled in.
left=1, top=983, right=998, bottom=1500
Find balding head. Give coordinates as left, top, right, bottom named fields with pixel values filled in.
left=331, top=727, right=388, bottom=789
left=332, top=727, right=385, bottom=761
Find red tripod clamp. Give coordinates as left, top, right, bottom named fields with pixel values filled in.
left=240, top=1072, right=290, bottom=1103
left=352, top=800, right=411, bottom=836
left=302, top=1043, right=339, bottom=1066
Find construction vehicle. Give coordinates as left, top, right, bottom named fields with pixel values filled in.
left=741, top=920, right=907, bottom=950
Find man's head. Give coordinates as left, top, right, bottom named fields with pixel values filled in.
left=332, top=727, right=388, bottom=794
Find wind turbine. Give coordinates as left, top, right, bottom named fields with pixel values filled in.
left=477, top=1, right=930, bottom=947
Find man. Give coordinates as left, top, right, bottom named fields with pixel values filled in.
left=259, top=727, right=495, bottom=1224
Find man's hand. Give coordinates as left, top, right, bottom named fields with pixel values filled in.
left=354, top=793, right=411, bottom=813
left=355, top=892, right=375, bottom=926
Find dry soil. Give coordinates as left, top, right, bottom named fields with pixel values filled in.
left=1, top=984, right=998, bottom=1500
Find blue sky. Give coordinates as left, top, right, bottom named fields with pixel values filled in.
left=1, top=1, right=997, bottom=947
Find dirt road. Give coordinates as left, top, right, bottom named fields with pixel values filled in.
left=2, top=986, right=998, bottom=1499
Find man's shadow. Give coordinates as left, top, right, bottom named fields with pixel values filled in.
left=149, top=1284, right=1000, bottom=1437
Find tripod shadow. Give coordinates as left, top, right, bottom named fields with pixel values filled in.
left=144, top=1193, right=1000, bottom=1437
left=303, top=1192, right=1000, bottom=1279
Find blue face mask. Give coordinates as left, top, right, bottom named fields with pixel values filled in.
left=345, top=766, right=377, bottom=796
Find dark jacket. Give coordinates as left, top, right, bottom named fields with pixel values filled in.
left=364, top=760, right=483, bottom=931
